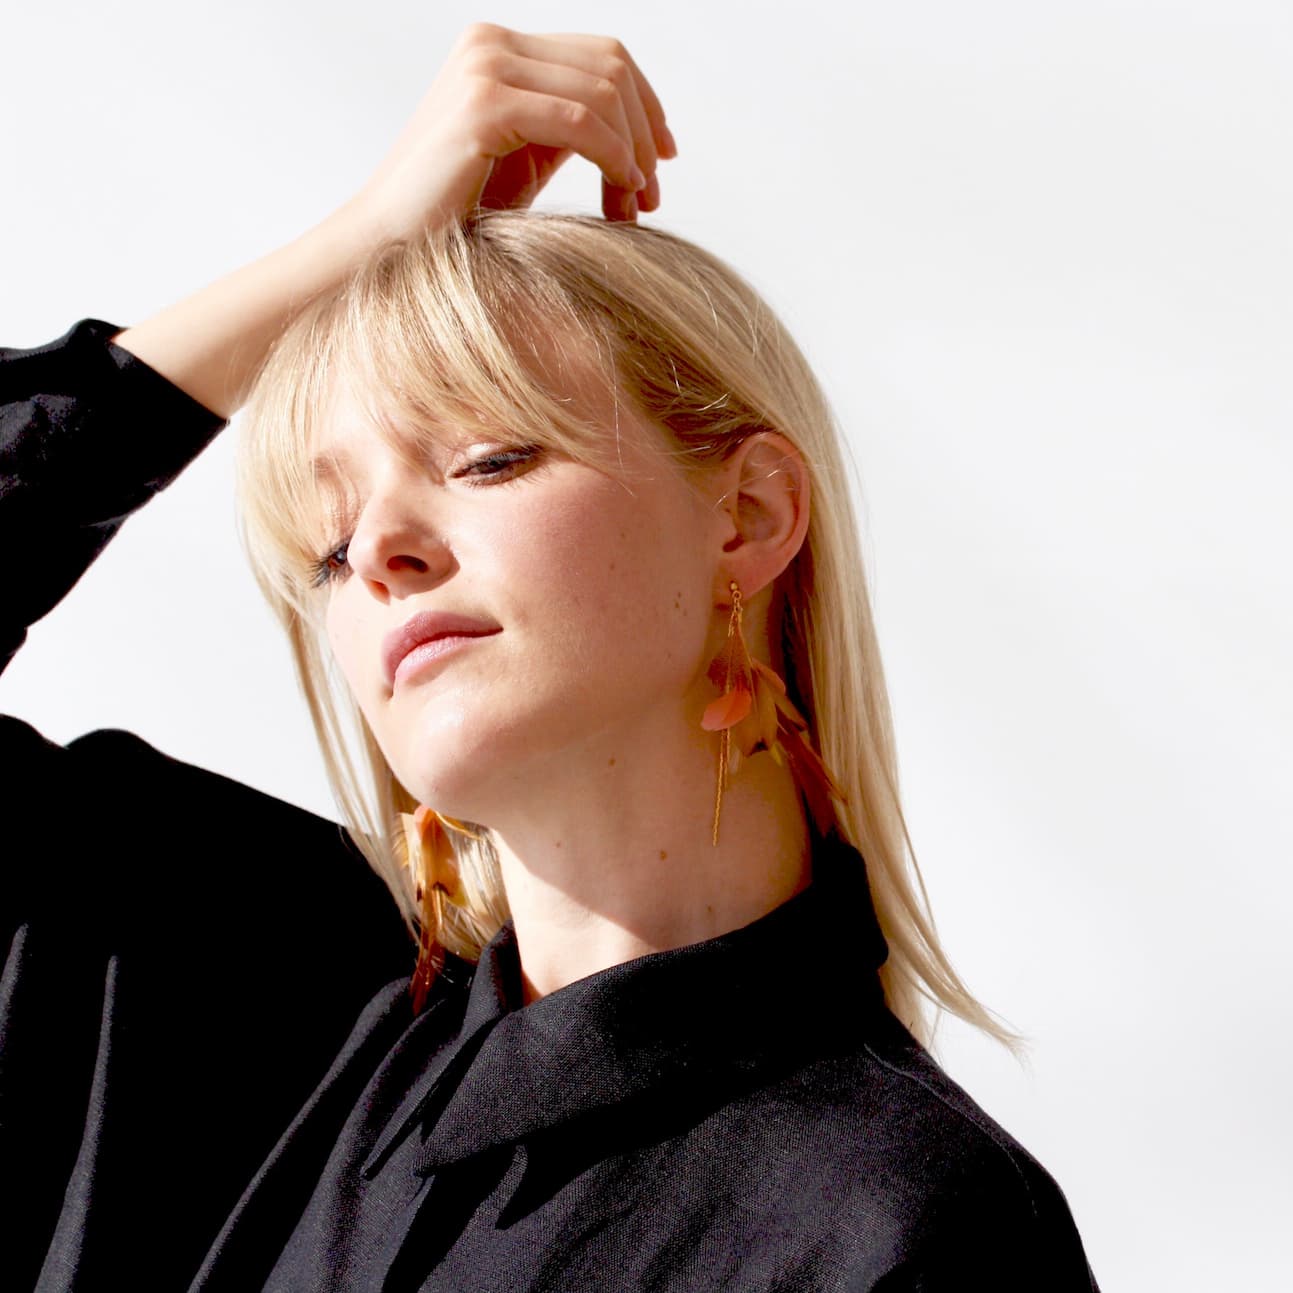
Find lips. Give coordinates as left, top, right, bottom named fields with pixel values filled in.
left=382, top=611, right=501, bottom=689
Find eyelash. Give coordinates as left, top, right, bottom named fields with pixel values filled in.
left=308, top=445, right=543, bottom=589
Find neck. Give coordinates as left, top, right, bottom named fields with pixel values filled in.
left=485, top=722, right=812, bottom=1004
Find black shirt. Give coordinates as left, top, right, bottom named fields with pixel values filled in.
left=1, top=320, right=1100, bottom=1290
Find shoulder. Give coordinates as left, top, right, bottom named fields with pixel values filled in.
left=729, top=1010, right=1099, bottom=1290
left=3, top=717, right=409, bottom=971
left=852, top=1010, right=1057, bottom=1208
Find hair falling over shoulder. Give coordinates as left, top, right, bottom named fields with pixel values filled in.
left=232, top=209, right=1020, bottom=1054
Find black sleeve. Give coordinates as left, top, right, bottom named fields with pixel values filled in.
left=857, top=1149, right=1101, bottom=1293
left=0, top=317, right=229, bottom=676
left=0, top=320, right=413, bottom=1289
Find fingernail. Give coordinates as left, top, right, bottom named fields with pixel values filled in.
left=661, top=125, right=678, bottom=158
left=630, top=165, right=647, bottom=191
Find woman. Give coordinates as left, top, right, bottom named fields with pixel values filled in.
left=1, top=24, right=1099, bottom=1291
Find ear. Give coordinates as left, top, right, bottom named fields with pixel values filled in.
left=710, top=431, right=811, bottom=602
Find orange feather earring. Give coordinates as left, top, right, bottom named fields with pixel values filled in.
left=700, top=580, right=844, bottom=845
left=397, top=804, right=479, bottom=1012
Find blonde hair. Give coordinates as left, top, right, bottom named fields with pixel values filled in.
left=234, top=210, right=1017, bottom=1051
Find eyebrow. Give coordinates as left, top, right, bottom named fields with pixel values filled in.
left=308, top=440, right=369, bottom=483
left=307, top=433, right=458, bottom=486
left=310, top=453, right=344, bottom=482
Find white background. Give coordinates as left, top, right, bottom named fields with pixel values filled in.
left=3, top=2, right=1290, bottom=1286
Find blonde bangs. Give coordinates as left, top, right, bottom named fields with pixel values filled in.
left=236, top=221, right=654, bottom=623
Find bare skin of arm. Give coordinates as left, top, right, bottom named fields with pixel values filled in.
left=111, top=23, right=676, bottom=419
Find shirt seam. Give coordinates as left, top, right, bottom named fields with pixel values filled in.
left=860, top=1042, right=1041, bottom=1221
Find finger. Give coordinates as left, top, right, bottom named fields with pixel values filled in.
left=603, top=42, right=676, bottom=161
left=553, top=35, right=675, bottom=162
left=473, top=49, right=650, bottom=188
left=474, top=83, right=645, bottom=192
left=639, top=170, right=661, bottom=213
left=608, top=64, right=659, bottom=198
left=562, top=44, right=659, bottom=196
left=507, top=32, right=675, bottom=168
left=602, top=175, right=638, bottom=224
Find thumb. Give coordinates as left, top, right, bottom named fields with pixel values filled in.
left=479, top=144, right=572, bottom=211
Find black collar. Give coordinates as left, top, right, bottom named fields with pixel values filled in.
left=362, top=828, right=889, bottom=1179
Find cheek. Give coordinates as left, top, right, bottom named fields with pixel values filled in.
left=513, top=479, right=711, bottom=677
left=317, top=464, right=718, bottom=760
left=324, top=596, right=380, bottom=713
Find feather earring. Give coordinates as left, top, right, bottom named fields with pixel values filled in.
left=700, top=579, right=844, bottom=845
left=398, top=804, right=480, bottom=1013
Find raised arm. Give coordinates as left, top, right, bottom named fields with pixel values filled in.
left=111, top=23, right=676, bottom=417
left=0, top=25, right=674, bottom=681
left=0, top=29, right=675, bottom=1288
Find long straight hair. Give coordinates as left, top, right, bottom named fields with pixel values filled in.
left=233, top=210, right=1017, bottom=1051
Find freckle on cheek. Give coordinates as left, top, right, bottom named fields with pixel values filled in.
left=608, top=757, right=616, bottom=767
left=659, top=849, right=668, bottom=860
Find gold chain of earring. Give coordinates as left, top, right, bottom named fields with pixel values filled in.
left=711, top=580, right=743, bottom=846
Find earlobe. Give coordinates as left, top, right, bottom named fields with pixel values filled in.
left=715, top=432, right=811, bottom=598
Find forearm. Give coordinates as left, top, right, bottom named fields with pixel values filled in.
left=109, top=200, right=378, bottom=420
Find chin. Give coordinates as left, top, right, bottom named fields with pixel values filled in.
left=395, top=751, right=493, bottom=823
left=390, top=681, right=620, bottom=819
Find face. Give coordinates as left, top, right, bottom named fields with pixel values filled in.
left=310, top=382, right=725, bottom=824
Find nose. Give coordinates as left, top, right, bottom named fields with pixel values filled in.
left=344, top=478, right=454, bottom=597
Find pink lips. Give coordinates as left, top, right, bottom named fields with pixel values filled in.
left=382, top=611, right=501, bottom=689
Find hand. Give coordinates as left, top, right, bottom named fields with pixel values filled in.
left=346, top=23, right=677, bottom=242
left=108, top=24, right=677, bottom=417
